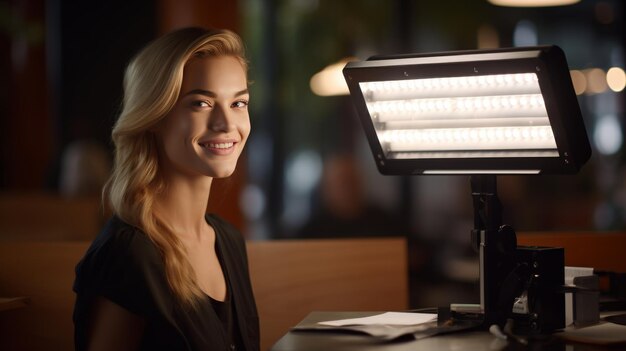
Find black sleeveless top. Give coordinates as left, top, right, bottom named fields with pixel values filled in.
left=210, top=239, right=244, bottom=350
left=73, top=215, right=259, bottom=351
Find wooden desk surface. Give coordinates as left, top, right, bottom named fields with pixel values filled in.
left=271, top=311, right=624, bottom=351
left=271, top=311, right=495, bottom=351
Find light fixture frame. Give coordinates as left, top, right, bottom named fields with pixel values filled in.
left=342, top=45, right=591, bottom=175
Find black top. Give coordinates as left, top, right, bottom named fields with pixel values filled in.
left=209, top=241, right=241, bottom=350
left=73, top=214, right=259, bottom=351
left=208, top=295, right=233, bottom=345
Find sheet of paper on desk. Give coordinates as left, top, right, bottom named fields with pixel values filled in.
left=319, top=312, right=437, bottom=327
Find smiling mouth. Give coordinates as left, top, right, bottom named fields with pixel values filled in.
left=199, top=142, right=235, bottom=149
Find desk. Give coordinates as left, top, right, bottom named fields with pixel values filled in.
left=270, top=311, right=624, bottom=351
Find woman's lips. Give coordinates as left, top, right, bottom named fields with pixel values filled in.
left=198, top=141, right=237, bottom=155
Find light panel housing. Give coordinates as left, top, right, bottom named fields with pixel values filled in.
left=343, top=46, right=591, bottom=175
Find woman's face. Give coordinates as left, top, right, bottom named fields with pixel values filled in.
left=157, top=55, right=250, bottom=180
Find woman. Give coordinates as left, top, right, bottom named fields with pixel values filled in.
left=73, top=27, right=259, bottom=351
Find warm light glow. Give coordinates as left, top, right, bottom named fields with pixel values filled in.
left=310, top=58, right=355, bottom=96
left=488, top=0, right=580, bottom=7
left=606, top=67, right=626, bottom=92
left=585, top=68, right=608, bottom=94
left=569, top=70, right=586, bottom=95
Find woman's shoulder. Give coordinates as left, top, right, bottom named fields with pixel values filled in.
left=90, top=216, right=157, bottom=260
left=74, top=216, right=169, bottom=318
left=76, top=216, right=161, bottom=284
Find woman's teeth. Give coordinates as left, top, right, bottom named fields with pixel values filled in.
left=203, top=142, right=233, bottom=149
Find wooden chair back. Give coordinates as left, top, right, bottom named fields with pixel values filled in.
left=247, top=238, right=409, bottom=350
left=0, top=192, right=102, bottom=241
left=0, top=242, right=88, bottom=350
left=0, top=237, right=408, bottom=351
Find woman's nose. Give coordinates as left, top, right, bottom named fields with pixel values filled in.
left=209, top=105, right=233, bottom=132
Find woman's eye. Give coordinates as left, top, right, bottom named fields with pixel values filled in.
left=232, top=100, right=249, bottom=108
left=191, top=100, right=211, bottom=108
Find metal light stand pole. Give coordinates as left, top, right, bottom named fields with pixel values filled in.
left=470, top=175, right=518, bottom=328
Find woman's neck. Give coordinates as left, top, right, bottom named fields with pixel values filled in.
left=154, top=174, right=213, bottom=241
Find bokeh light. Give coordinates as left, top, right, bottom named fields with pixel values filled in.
left=310, top=58, right=353, bottom=96
left=593, top=115, right=623, bottom=155
left=606, top=67, right=626, bottom=92
left=585, top=68, right=608, bottom=94
left=569, top=70, right=586, bottom=95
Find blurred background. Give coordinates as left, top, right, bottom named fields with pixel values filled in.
left=0, top=0, right=624, bottom=308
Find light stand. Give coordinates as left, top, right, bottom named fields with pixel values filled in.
left=342, top=45, right=591, bottom=333
left=469, top=175, right=518, bottom=327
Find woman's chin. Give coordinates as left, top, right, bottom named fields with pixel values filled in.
left=207, top=167, right=236, bottom=179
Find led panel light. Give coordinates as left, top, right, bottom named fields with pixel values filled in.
left=343, top=46, right=591, bottom=175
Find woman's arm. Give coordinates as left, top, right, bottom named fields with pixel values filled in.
left=87, top=296, right=146, bottom=351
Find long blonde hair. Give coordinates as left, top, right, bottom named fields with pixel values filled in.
left=104, top=27, right=247, bottom=306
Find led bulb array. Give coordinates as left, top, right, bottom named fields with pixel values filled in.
left=368, top=94, right=547, bottom=122
left=380, top=125, right=556, bottom=151
left=361, top=73, right=540, bottom=101
left=359, top=72, right=557, bottom=158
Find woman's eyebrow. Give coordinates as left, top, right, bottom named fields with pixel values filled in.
left=183, top=88, right=249, bottom=98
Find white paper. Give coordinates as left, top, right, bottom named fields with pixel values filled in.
left=318, top=312, right=437, bottom=327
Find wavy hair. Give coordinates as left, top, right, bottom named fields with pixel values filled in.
left=104, top=27, right=247, bottom=306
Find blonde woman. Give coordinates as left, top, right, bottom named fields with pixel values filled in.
left=73, top=27, right=258, bottom=351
